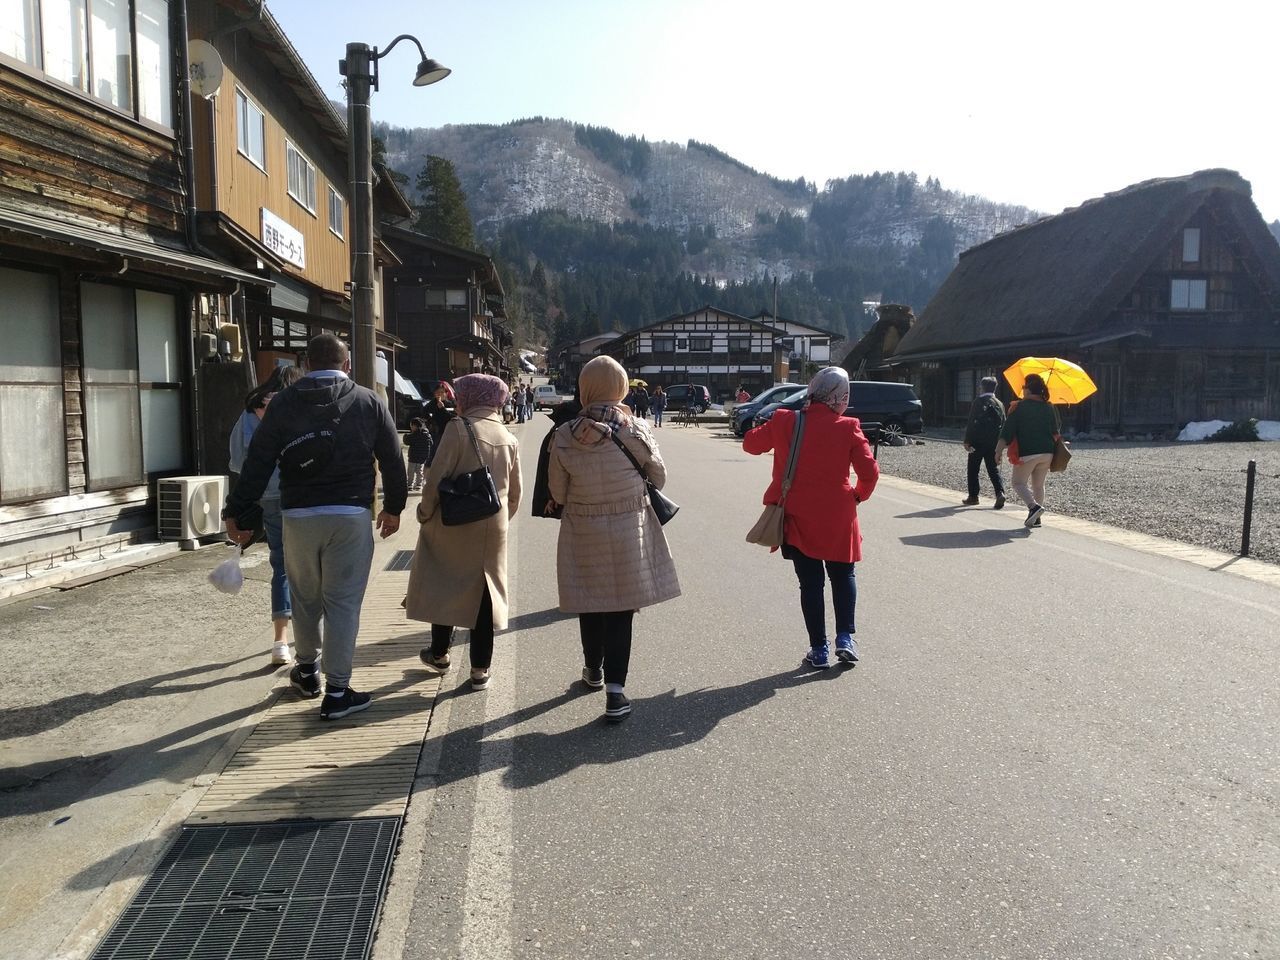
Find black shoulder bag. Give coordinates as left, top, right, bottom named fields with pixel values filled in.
left=610, top=431, right=679, bottom=525
left=438, top=418, right=503, bottom=526
left=531, top=424, right=563, bottom=519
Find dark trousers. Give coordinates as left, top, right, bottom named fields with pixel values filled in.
left=579, top=611, right=634, bottom=686
left=788, top=547, right=856, bottom=647
left=967, top=445, right=1005, bottom=498
left=430, top=585, right=495, bottom=669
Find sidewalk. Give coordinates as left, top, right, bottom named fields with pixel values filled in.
left=0, top=515, right=431, bottom=960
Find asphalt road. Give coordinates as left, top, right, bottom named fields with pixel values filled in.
left=403, top=418, right=1280, bottom=960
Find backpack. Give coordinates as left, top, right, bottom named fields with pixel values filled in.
left=970, top=396, right=1004, bottom=446
left=277, top=388, right=360, bottom=483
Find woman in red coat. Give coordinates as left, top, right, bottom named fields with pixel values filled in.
left=743, top=367, right=879, bottom=669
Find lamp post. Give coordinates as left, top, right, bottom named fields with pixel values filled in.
left=340, top=36, right=450, bottom=388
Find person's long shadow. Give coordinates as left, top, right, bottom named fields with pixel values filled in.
left=899, top=528, right=1029, bottom=550
left=895, top=505, right=965, bottom=520
left=436, top=664, right=848, bottom=792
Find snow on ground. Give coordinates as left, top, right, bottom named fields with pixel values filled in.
left=1177, top=420, right=1280, bottom=441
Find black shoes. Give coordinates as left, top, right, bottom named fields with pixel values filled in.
left=604, top=691, right=631, bottom=722
left=581, top=666, right=604, bottom=689
left=320, top=688, right=371, bottom=720
left=1024, top=505, right=1045, bottom=528
left=290, top=664, right=321, bottom=699
left=420, top=649, right=451, bottom=671
left=961, top=496, right=979, bottom=506
left=994, top=493, right=1006, bottom=509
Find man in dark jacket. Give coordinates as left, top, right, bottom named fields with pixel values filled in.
left=962, top=375, right=1007, bottom=508
left=223, top=335, right=408, bottom=720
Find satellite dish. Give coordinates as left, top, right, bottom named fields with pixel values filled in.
left=188, top=40, right=225, bottom=99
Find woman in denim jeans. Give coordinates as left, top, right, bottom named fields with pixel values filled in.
left=229, top=365, right=303, bottom=665
left=743, top=367, right=879, bottom=669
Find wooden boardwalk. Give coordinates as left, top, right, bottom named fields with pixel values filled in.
left=188, top=556, right=441, bottom=824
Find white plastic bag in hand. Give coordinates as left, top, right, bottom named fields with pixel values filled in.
left=208, top=545, right=245, bottom=594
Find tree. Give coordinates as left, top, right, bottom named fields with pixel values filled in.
left=372, top=136, right=408, bottom=186
left=414, top=155, right=475, bottom=249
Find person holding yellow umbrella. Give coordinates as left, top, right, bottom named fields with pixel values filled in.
left=995, top=372, right=1061, bottom=528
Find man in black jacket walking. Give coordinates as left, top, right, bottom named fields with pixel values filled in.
left=962, top=376, right=1007, bottom=509
left=223, top=335, right=408, bottom=719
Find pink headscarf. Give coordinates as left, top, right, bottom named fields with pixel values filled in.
left=453, top=373, right=508, bottom=413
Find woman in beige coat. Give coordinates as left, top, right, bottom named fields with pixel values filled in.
left=547, top=356, right=680, bottom=722
left=407, top=374, right=522, bottom=689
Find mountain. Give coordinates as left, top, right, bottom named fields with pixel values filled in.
left=377, top=117, right=1039, bottom=345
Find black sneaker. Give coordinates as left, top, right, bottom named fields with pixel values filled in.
left=1024, top=505, right=1045, bottom=528
left=419, top=649, right=450, bottom=671
left=320, top=688, right=371, bottom=720
left=290, top=665, right=321, bottom=699
left=993, top=493, right=1006, bottom=510
left=581, top=666, right=604, bottom=689
left=604, top=691, right=631, bottom=722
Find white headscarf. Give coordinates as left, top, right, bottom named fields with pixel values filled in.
left=806, top=366, right=850, bottom=414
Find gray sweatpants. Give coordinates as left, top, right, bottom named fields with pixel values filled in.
left=282, top=511, right=374, bottom=689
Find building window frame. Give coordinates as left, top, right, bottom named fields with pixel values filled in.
left=1182, top=227, right=1201, bottom=263
left=1170, top=277, right=1208, bottom=312
left=327, top=185, right=344, bottom=238
left=236, top=86, right=267, bottom=171
left=285, top=140, right=317, bottom=214
left=689, top=336, right=712, bottom=353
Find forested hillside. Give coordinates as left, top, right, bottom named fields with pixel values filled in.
left=378, top=117, right=1039, bottom=349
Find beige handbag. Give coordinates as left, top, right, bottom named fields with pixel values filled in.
left=746, top=411, right=806, bottom=548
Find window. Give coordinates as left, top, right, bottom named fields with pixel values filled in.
left=134, top=0, right=170, bottom=126
left=729, top=336, right=751, bottom=354
left=3, top=0, right=173, bottom=126
left=1182, top=228, right=1201, bottom=263
left=1171, top=278, right=1207, bottom=311
left=327, top=185, right=344, bottom=238
left=81, top=282, right=185, bottom=489
left=423, top=289, right=446, bottom=308
left=0, top=267, right=67, bottom=503
left=90, top=0, right=132, bottom=112
left=286, top=141, right=316, bottom=212
left=955, top=368, right=976, bottom=405
left=446, top=289, right=468, bottom=309
left=651, top=337, right=675, bottom=353
left=236, top=88, right=266, bottom=169
left=675, top=338, right=688, bottom=351
left=689, top=336, right=712, bottom=352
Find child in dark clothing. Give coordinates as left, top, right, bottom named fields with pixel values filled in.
left=405, top=418, right=434, bottom=490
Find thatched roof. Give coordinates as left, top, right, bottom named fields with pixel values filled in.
left=893, top=169, right=1280, bottom=360
left=840, top=304, right=914, bottom=374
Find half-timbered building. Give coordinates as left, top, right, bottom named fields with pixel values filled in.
left=888, top=170, right=1280, bottom=434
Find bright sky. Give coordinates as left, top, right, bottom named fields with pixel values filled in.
left=266, top=0, right=1280, bottom=221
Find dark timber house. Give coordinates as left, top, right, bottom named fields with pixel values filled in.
left=888, top=169, right=1280, bottom=434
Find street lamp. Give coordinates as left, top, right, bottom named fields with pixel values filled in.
left=340, top=35, right=450, bottom=388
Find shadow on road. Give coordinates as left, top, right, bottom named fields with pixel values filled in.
left=895, top=505, right=966, bottom=520
left=899, top=528, right=1030, bottom=549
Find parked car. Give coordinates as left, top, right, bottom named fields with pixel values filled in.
left=662, top=383, right=712, bottom=413
left=751, top=381, right=924, bottom=440
left=533, top=384, right=570, bottom=409
left=731, top=383, right=809, bottom=436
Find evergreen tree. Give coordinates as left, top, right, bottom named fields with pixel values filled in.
left=414, top=155, right=475, bottom=248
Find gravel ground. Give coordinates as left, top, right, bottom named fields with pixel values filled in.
left=875, top=429, right=1280, bottom=565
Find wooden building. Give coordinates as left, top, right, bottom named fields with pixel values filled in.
left=889, top=170, right=1280, bottom=433
left=604, top=307, right=791, bottom=398
left=0, top=0, right=264, bottom=565
left=382, top=227, right=510, bottom=386
left=549, top=333, right=623, bottom=391
left=750, top=311, right=841, bottom=375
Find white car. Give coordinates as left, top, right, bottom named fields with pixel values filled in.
left=533, top=384, right=568, bottom=409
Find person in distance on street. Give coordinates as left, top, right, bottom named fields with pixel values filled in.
left=404, top=418, right=434, bottom=492
left=422, top=383, right=455, bottom=455
left=223, top=334, right=407, bottom=720
left=408, top=374, right=523, bottom=690
left=995, top=372, right=1060, bottom=529
left=743, top=366, right=879, bottom=669
left=545, top=356, right=681, bottom=722
left=228, top=364, right=303, bottom=666
left=650, top=385, right=666, bottom=428
left=961, top=376, right=1007, bottom=509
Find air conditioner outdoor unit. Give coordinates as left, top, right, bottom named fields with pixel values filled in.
left=157, top=475, right=227, bottom=548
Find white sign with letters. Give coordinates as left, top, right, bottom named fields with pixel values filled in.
left=261, top=208, right=305, bottom=269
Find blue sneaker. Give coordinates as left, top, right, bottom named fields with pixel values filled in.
left=803, top=644, right=831, bottom=670
left=835, top=634, right=859, bottom=664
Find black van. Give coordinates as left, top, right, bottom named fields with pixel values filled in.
left=662, top=383, right=712, bottom=413
left=752, top=381, right=924, bottom=439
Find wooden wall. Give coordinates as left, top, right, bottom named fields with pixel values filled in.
left=189, top=24, right=351, bottom=297
left=0, top=68, right=184, bottom=242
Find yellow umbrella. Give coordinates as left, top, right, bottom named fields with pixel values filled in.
left=1003, top=357, right=1097, bottom=404
left=629, top=378, right=648, bottom=388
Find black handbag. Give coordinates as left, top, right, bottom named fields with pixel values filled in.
left=610, top=432, right=679, bottom=525
left=438, top=418, right=502, bottom=526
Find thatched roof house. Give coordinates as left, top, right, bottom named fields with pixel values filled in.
left=841, top=304, right=915, bottom=378
left=889, top=169, right=1280, bottom=434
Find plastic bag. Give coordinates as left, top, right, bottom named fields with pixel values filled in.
left=208, top=545, right=244, bottom=594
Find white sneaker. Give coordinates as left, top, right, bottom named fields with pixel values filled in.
left=271, top=642, right=293, bottom=665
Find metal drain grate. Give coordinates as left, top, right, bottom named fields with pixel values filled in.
left=384, top=550, right=414, bottom=572
left=91, top=818, right=400, bottom=960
